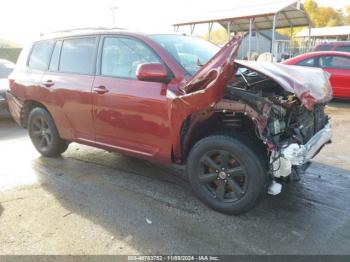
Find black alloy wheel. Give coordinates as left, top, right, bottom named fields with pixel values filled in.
left=28, top=107, right=68, bottom=157
left=186, top=135, right=267, bottom=215
left=198, top=150, right=248, bottom=202
left=30, top=115, right=53, bottom=151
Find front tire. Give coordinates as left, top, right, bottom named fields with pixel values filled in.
left=186, top=135, right=267, bottom=215
left=28, top=107, right=68, bottom=157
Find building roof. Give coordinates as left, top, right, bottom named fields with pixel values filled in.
left=295, top=26, right=350, bottom=38
left=173, top=0, right=311, bottom=32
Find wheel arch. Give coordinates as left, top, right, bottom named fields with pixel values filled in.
left=21, top=100, right=51, bottom=128
left=178, top=109, right=267, bottom=165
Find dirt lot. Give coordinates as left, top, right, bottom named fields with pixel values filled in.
left=0, top=101, right=349, bottom=255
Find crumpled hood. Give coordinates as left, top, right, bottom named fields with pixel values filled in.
left=179, top=36, right=332, bottom=110
left=235, top=61, right=333, bottom=110
left=180, top=36, right=240, bottom=100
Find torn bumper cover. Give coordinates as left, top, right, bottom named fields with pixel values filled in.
left=272, top=123, right=332, bottom=177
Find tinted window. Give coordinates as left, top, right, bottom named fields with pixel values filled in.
left=60, top=37, right=96, bottom=74
left=335, top=46, right=350, bottom=52
left=319, top=56, right=350, bottom=69
left=316, top=45, right=332, bottom=51
left=28, top=40, right=55, bottom=70
left=297, top=58, right=316, bottom=67
left=49, top=40, right=62, bottom=72
left=101, top=37, right=161, bottom=79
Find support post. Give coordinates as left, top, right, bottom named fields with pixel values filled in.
left=208, top=22, right=213, bottom=42
left=110, top=7, right=118, bottom=27
left=313, top=36, right=316, bottom=49
left=256, top=27, right=259, bottom=54
left=271, top=14, right=277, bottom=62
left=190, top=24, right=195, bottom=35
left=248, top=18, right=253, bottom=60
left=227, top=21, right=231, bottom=42
left=308, top=25, right=311, bottom=51
left=289, top=26, right=293, bottom=58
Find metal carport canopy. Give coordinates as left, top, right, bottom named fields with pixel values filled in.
left=173, top=0, right=311, bottom=32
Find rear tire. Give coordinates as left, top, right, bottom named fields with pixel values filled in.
left=28, top=107, right=68, bottom=157
left=186, top=135, right=267, bottom=215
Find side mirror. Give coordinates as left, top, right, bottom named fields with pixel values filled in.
left=136, top=63, right=168, bottom=83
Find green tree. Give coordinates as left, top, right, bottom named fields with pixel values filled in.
left=202, top=27, right=228, bottom=46
left=304, top=0, right=344, bottom=27
left=345, top=6, right=350, bottom=24
left=304, top=0, right=318, bottom=23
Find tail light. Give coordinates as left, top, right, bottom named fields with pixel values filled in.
left=8, top=79, right=15, bottom=90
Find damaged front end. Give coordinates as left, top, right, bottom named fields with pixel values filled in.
left=224, top=61, right=332, bottom=179
left=171, top=37, right=332, bottom=183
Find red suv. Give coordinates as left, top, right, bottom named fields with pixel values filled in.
left=313, top=41, right=350, bottom=53
left=7, top=29, right=333, bottom=214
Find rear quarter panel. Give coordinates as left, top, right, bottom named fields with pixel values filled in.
left=6, top=91, right=23, bottom=125
left=9, top=69, right=81, bottom=140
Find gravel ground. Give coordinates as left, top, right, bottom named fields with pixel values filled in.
left=0, top=101, right=349, bottom=255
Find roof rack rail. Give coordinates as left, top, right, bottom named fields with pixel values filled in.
left=40, top=27, right=125, bottom=36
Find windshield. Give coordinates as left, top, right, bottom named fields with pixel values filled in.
left=150, top=35, right=220, bottom=76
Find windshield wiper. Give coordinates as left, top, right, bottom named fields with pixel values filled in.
left=197, top=58, right=204, bottom=67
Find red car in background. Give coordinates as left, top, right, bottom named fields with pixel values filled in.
left=313, top=41, right=350, bottom=52
left=282, top=51, right=350, bottom=98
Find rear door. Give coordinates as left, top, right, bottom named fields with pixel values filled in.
left=41, top=36, right=98, bottom=141
left=16, top=40, right=55, bottom=99
left=92, top=36, right=172, bottom=161
left=8, top=40, right=54, bottom=125
left=319, top=55, right=350, bottom=98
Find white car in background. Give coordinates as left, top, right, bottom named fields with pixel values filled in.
left=0, top=59, right=15, bottom=112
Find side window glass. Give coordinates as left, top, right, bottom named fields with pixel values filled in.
left=335, top=46, right=350, bottom=53
left=59, top=37, right=96, bottom=74
left=319, top=56, right=331, bottom=68
left=28, top=40, right=55, bottom=71
left=49, top=40, right=62, bottom=72
left=320, top=56, right=350, bottom=69
left=101, top=37, right=161, bottom=79
left=297, top=58, right=315, bottom=67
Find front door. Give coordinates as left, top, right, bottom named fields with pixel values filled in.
left=319, top=55, right=350, bottom=98
left=92, top=36, right=172, bottom=161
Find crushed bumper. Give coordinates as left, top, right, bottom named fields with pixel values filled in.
left=272, top=123, right=332, bottom=177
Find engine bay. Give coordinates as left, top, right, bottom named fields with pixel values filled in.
left=222, top=65, right=330, bottom=179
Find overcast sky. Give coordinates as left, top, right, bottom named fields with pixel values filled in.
left=0, top=0, right=349, bottom=45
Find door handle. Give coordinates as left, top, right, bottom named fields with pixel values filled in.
left=93, top=85, right=109, bottom=94
left=42, top=80, right=54, bottom=87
